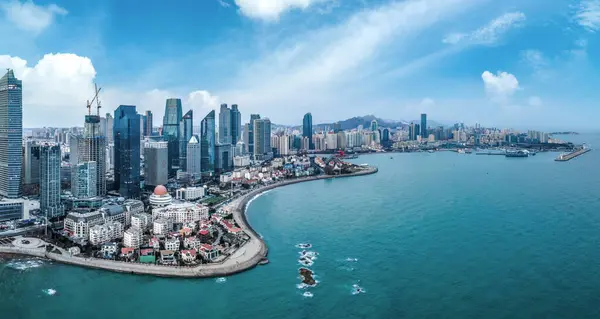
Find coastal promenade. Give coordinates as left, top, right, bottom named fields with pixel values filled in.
left=0, top=166, right=377, bottom=278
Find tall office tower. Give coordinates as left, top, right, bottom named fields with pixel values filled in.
left=243, top=114, right=261, bottom=156
left=100, top=116, right=107, bottom=137
left=415, top=124, right=421, bottom=140
left=105, top=113, right=114, bottom=144
left=420, top=113, right=427, bottom=138
left=215, top=144, right=232, bottom=173
left=140, top=116, right=145, bottom=140
left=144, top=142, right=168, bottom=187
left=409, top=123, right=415, bottom=141
left=40, top=144, right=64, bottom=218
left=0, top=69, right=23, bottom=198
left=219, top=104, right=231, bottom=144
left=77, top=114, right=107, bottom=196
left=263, top=118, right=271, bottom=155
left=200, top=110, right=216, bottom=173
left=303, top=113, right=313, bottom=150
left=186, top=135, right=201, bottom=179
left=371, top=119, right=378, bottom=132
left=252, top=118, right=272, bottom=160
left=23, top=140, right=41, bottom=185
left=113, top=105, right=141, bottom=199
left=179, top=110, right=193, bottom=171
left=162, top=98, right=182, bottom=175
left=230, top=104, right=241, bottom=145
left=144, top=110, right=153, bottom=136
left=73, top=161, right=97, bottom=198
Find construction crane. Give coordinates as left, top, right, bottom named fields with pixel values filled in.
left=86, top=83, right=102, bottom=116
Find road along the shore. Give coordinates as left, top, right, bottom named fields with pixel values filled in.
left=0, top=166, right=378, bottom=278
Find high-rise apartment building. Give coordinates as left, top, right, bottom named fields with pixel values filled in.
left=0, top=70, right=23, bottom=198
left=114, top=105, right=141, bottom=199
left=252, top=118, right=271, bottom=160
left=230, top=104, right=241, bottom=145
left=73, top=161, right=97, bottom=198
left=40, top=144, right=64, bottom=218
left=144, top=142, right=168, bottom=187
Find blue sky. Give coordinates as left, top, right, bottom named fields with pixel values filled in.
left=0, top=0, right=599, bottom=131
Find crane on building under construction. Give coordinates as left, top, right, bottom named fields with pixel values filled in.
left=86, top=83, right=102, bottom=116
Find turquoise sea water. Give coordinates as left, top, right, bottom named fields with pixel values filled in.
left=2, top=134, right=600, bottom=318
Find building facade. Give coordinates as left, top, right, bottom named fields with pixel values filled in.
left=40, top=144, right=64, bottom=218
left=77, top=115, right=107, bottom=196
left=0, top=70, right=23, bottom=198
left=144, top=141, right=168, bottom=187
left=144, top=110, right=153, bottom=136
left=162, top=98, right=183, bottom=175
left=73, top=161, right=97, bottom=198
left=230, top=104, right=241, bottom=145
left=303, top=113, right=313, bottom=150
left=219, top=104, right=231, bottom=144
left=186, top=135, right=201, bottom=179
left=114, top=105, right=141, bottom=199
left=200, top=110, right=216, bottom=173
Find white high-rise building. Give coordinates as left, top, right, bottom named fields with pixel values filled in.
left=123, top=227, right=143, bottom=248
left=186, top=135, right=201, bottom=179
left=73, top=161, right=97, bottom=198
left=326, top=133, right=338, bottom=150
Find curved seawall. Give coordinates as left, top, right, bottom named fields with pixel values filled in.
left=0, top=166, right=377, bottom=278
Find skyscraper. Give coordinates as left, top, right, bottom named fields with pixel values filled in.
left=371, top=119, right=378, bottom=132
left=253, top=118, right=272, bottom=160
left=0, top=69, right=23, bottom=198
left=200, top=110, right=216, bottom=173
left=219, top=104, right=231, bottom=144
left=76, top=114, right=106, bottom=196
left=144, top=110, right=153, bottom=136
left=215, top=144, right=232, bottom=173
left=144, top=142, right=168, bottom=187
left=179, top=110, right=193, bottom=171
left=303, top=113, right=313, bottom=150
left=230, top=104, right=241, bottom=145
left=162, top=98, right=182, bottom=174
left=186, top=135, right=201, bottom=179
left=113, top=105, right=141, bottom=199
left=73, top=161, right=97, bottom=198
left=105, top=113, right=114, bottom=144
left=23, top=140, right=41, bottom=185
left=420, top=113, right=427, bottom=138
left=40, top=144, right=64, bottom=218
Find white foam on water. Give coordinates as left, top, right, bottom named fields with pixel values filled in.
left=215, top=277, right=227, bottom=283
left=352, top=284, right=366, bottom=295
left=296, top=283, right=309, bottom=289
left=303, top=291, right=313, bottom=298
left=43, top=289, right=57, bottom=296
left=6, top=259, right=44, bottom=271
left=345, top=257, right=359, bottom=262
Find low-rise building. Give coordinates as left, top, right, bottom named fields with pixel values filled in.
left=99, top=204, right=126, bottom=226
left=175, top=187, right=205, bottom=201
left=131, top=213, right=152, bottom=230
left=181, top=249, right=197, bottom=262
left=149, top=237, right=160, bottom=250
left=122, top=199, right=144, bottom=226
left=165, top=238, right=180, bottom=251
left=152, top=202, right=209, bottom=224
left=153, top=218, right=172, bottom=236
left=101, top=242, right=117, bottom=259
left=123, top=227, right=143, bottom=248
left=160, top=250, right=176, bottom=264
left=121, top=247, right=135, bottom=259
left=89, top=221, right=123, bottom=245
left=184, top=236, right=202, bottom=250
left=64, top=210, right=104, bottom=239
left=149, top=185, right=173, bottom=207
left=199, top=244, right=219, bottom=261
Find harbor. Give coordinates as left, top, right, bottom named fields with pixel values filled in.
left=555, top=147, right=591, bottom=162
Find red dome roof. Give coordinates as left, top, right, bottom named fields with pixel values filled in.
left=153, top=185, right=168, bottom=196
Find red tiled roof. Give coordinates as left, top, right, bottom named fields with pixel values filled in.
left=199, top=230, right=209, bottom=235
left=200, top=244, right=213, bottom=251
left=121, top=248, right=134, bottom=254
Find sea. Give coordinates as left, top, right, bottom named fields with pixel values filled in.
left=1, top=134, right=600, bottom=318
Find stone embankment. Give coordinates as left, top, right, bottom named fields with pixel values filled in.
left=0, top=166, right=377, bottom=278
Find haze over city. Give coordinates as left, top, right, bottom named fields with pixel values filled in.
left=0, top=0, right=599, bottom=130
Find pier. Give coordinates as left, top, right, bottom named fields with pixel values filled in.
left=555, top=148, right=591, bottom=161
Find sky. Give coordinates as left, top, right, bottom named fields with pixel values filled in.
left=0, top=0, right=599, bottom=131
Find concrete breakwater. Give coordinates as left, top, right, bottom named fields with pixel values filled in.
left=0, top=166, right=377, bottom=278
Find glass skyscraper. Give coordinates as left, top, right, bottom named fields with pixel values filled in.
left=219, top=104, right=231, bottom=144
left=40, top=144, right=64, bottom=218
left=421, top=113, right=427, bottom=138
left=0, top=69, right=23, bottom=198
left=179, top=110, right=193, bottom=171
left=230, top=104, right=241, bottom=145
left=303, top=113, right=313, bottom=150
left=144, top=110, right=153, bottom=136
left=162, top=98, right=182, bottom=174
left=200, top=110, right=215, bottom=173
left=114, top=105, right=141, bottom=199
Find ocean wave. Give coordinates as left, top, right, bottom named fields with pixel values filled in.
left=215, top=277, right=227, bottom=283
left=6, top=259, right=45, bottom=271
left=295, top=243, right=312, bottom=249
left=345, top=257, right=358, bottom=262
left=303, top=291, right=314, bottom=298
left=352, top=284, right=366, bottom=295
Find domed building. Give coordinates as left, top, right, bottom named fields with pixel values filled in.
left=149, top=185, right=172, bottom=207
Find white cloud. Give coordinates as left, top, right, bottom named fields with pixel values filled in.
left=574, top=0, right=600, bottom=32
left=217, top=0, right=231, bottom=8
left=520, top=49, right=547, bottom=70
left=234, top=0, right=330, bottom=21
left=481, top=70, right=520, bottom=102
left=528, top=96, right=542, bottom=107
left=0, top=54, right=219, bottom=127
left=443, top=11, right=526, bottom=45
left=0, top=0, right=67, bottom=34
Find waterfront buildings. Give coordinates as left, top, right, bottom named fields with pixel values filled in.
left=23, top=140, right=40, bottom=186
left=131, top=213, right=152, bottom=230
left=176, top=187, right=205, bottom=201
left=0, top=69, right=23, bottom=198
left=165, top=238, right=180, bottom=251
left=144, top=141, right=168, bottom=187
left=89, top=221, right=124, bottom=245
left=64, top=210, right=105, bottom=239
left=114, top=105, right=141, bottom=199
left=200, top=110, right=216, bottom=173
left=244, top=114, right=261, bottom=156
left=152, top=202, right=209, bottom=224
left=73, top=161, right=97, bottom=198
left=179, top=110, right=193, bottom=171
left=75, top=114, right=107, bottom=196
left=371, top=119, right=378, bottom=132
left=253, top=118, right=272, bottom=161
left=219, top=104, right=231, bottom=144
left=186, top=135, right=201, bottom=179
left=162, top=98, right=183, bottom=175
left=149, top=185, right=173, bottom=207
left=144, top=110, right=153, bottom=136
left=303, top=113, right=313, bottom=150
left=123, top=227, right=143, bottom=248
left=231, top=104, right=241, bottom=145
left=0, top=198, right=24, bottom=221
left=153, top=218, right=172, bottom=235
left=40, top=144, right=64, bottom=218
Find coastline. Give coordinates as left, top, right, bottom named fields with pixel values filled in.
left=0, top=166, right=378, bottom=278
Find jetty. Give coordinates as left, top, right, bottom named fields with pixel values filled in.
left=555, top=148, right=591, bottom=162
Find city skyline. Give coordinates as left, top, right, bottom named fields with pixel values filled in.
left=0, top=0, right=599, bottom=131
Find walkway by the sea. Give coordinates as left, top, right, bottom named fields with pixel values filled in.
left=0, top=166, right=377, bottom=278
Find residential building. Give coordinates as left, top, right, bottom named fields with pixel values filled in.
left=152, top=202, right=209, bottom=224
left=421, top=113, right=427, bottom=138
left=122, top=199, right=144, bottom=226
left=153, top=218, right=172, bottom=235
left=131, top=213, right=152, bottom=230
left=234, top=155, right=250, bottom=167
left=184, top=236, right=202, bottom=250
left=113, top=105, right=141, bottom=199
left=40, top=144, right=64, bottom=218
left=165, top=238, right=180, bottom=251
left=23, top=140, right=40, bottom=185
left=243, top=114, right=260, bottom=156
left=186, top=135, right=201, bottom=179
left=0, top=69, right=23, bottom=198
left=253, top=118, right=272, bottom=160
left=64, top=210, right=104, bottom=239
left=123, top=227, right=143, bottom=248
left=73, top=161, right=97, bottom=198
left=89, top=221, right=123, bottom=245
left=199, top=244, right=220, bottom=261
left=144, top=141, right=168, bottom=187
left=175, top=187, right=205, bottom=201
left=181, top=249, right=197, bottom=262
